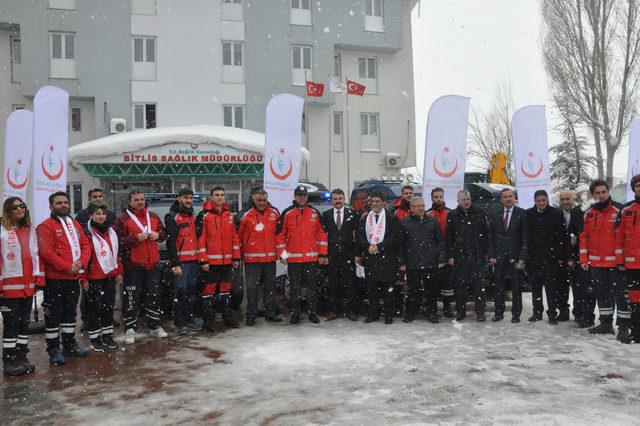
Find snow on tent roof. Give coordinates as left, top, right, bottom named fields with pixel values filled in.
left=67, top=125, right=311, bottom=163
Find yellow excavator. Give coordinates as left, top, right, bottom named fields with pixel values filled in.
left=487, top=152, right=512, bottom=185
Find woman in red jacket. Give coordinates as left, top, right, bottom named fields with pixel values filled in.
left=82, top=202, right=123, bottom=352
left=0, top=197, right=43, bottom=376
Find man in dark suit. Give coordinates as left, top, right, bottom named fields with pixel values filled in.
left=488, top=188, right=528, bottom=323
left=322, top=189, right=360, bottom=321
left=557, top=189, right=592, bottom=324
left=355, top=191, right=400, bottom=325
left=524, top=190, right=568, bottom=324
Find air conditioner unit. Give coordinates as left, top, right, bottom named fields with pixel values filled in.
left=110, top=118, right=127, bottom=134
left=384, top=152, right=402, bottom=168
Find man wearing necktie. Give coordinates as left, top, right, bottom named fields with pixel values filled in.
left=488, top=188, right=528, bottom=323
left=322, top=189, right=360, bottom=321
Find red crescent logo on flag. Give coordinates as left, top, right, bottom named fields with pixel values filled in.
left=269, top=156, right=293, bottom=181
left=432, top=146, right=459, bottom=178
left=6, top=166, right=28, bottom=190
left=521, top=152, right=544, bottom=179
left=41, top=145, right=64, bottom=181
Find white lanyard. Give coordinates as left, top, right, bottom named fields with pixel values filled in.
left=127, top=209, right=151, bottom=233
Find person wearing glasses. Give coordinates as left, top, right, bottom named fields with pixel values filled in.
left=1, top=198, right=44, bottom=376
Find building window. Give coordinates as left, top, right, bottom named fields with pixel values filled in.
left=71, top=107, right=81, bottom=132
left=223, top=105, right=244, bottom=128
left=222, top=41, right=244, bottom=83
left=12, top=104, right=26, bottom=111
left=291, top=0, right=311, bottom=26
left=66, top=184, right=83, bottom=214
left=50, top=32, right=76, bottom=78
left=333, top=111, right=343, bottom=152
left=292, top=45, right=312, bottom=85
left=132, top=36, right=156, bottom=80
left=49, top=0, right=76, bottom=10
left=360, top=113, right=380, bottom=151
left=358, top=57, right=378, bottom=94
left=10, top=36, right=21, bottom=83
left=221, top=0, right=243, bottom=20
left=333, top=54, right=341, bottom=80
left=131, top=0, right=157, bottom=15
left=364, top=0, right=384, bottom=32
left=134, top=103, right=157, bottom=129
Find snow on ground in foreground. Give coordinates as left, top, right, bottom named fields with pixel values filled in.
left=2, top=293, right=640, bottom=425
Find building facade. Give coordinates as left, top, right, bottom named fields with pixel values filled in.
left=0, top=0, right=416, bottom=212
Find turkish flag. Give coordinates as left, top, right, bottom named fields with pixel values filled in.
left=306, top=81, right=325, bottom=97
left=347, top=80, right=366, bottom=96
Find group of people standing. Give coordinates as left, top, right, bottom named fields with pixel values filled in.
left=1, top=177, right=639, bottom=377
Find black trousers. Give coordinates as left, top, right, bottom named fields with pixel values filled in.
left=327, top=256, right=357, bottom=314
left=564, top=265, right=596, bottom=322
left=123, top=267, right=162, bottom=331
left=1, top=297, right=33, bottom=359
left=591, top=267, right=630, bottom=325
left=625, top=269, right=640, bottom=340
left=288, top=262, right=319, bottom=316
left=405, top=268, right=438, bottom=319
left=453, top=260, right=485, bottom=316
left=43, top=279, right=81, bottom=352
left=86, top=278, right=116, bottom=340
left=439, top=265, right=454, bottom=302
left=529, top=263, right=560, bottom=319
left=202, top=265, right=234, bottom=326
left=366, top=280, right=395, bottom=320
left=494, top=258, right=523, bottom=318
left=244, top=262, right=277, bottom=318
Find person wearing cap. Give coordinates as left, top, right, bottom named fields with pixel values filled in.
left=524, top=189, right=567, bottom=324
left=276, top=185, right=328, bottom=324
left=617, top=174, right=640, bottom=343
left=165, top=188, right=207, bottom=335
left=356, top=191, right=401, bottom=324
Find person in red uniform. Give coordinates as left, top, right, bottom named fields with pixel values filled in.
left=393, top=185, right=413, bottom=221
left=1, top=197, right=43, bottom=376
left=165, top=188, right=207, bottom=335
left=115, top=190, right=167, bottom=344
left=37, top=191, right=91, bottom=366
left=198, top=186, right=241, bottom=331
left=615, top=174, right=640, bottom=344
left=238, top=189, right=282, bottom=326
left=426, top=187, right=454, bottom=317
left=277, top=185, right=328, bottom=324
left=82, top=202, right=122, bottom=352
left=580, top=179, right=630, bottom=338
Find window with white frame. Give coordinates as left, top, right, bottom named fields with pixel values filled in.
left=70, top=107, right=81, bottom=132
left=50, top=31, right=76, bottom=78
left=134, top=103, right=157, bottom=129
left=132, top=36, right=156, bottom=80
left=358, top=57, right=378, bottom=94
left=49, top=0, right=76, bottom=10
left=131, top=0, right=157, bottom=15
left=333, top=111, right=344, bottom=152
left=364, top=0, right=384, bottom=32
left=360, top=113, right=380, bottom=151
left=223, top=105, right=244, bottom=128
left=333, top=54, right=341, bottom=80
left=221, top=0, right=243, bottom=20
left=292, top=45, right=312, bottom=85
left=291, top=0, right=311, bottom=26
left=10, top=36, right=21, bottom=83
left=222, top=41, right=244, bottom=83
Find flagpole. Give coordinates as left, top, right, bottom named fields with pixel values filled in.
left=345, top=76, right=351, bottom=194
left=328, top=93, right=333, bottom=189
left=304, top=70, right=309, bottom=180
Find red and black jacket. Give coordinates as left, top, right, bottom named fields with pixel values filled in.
left=114, top=208, right=166, bottom=270
left=37, top=215, right=91, bottom=280
left=165, top=202, right=206, bottom=267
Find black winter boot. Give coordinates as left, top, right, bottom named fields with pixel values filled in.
left=17, top=350, right=35, bottom=373
left=588, top=322, right=615, bottom=335
left=617, top=325, right=632, bottom=344
left=3, top=354, right=28, bottom=376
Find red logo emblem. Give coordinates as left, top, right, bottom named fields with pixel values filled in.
left=190, top=143, right=199, bottom=150
left=6, top=158, right=27, bottom=190
left=520, top=151, right=544, bottom=179
left=432, top=146, right=459, bottom=178
left=100, top=250, right=107, bottom=257
left=269, top=147, right=293, bottom=181
left=7, top=253, right=15, bottom=260
left=41, top=145, right=64, bottom=181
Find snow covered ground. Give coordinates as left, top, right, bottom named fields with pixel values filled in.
left=2, top=293, right=639, bottom=425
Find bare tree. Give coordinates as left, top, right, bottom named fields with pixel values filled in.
left=468, top=78, right=515, bottom=179
left=541, top=0, right=640, bottom=183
